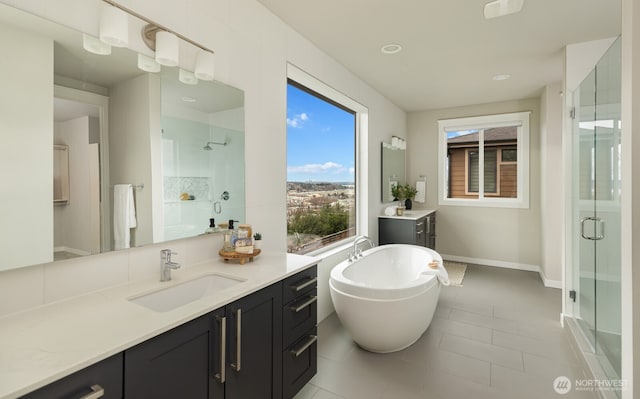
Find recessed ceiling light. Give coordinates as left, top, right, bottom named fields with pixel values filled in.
left=492, top=74, right=511, bottom=81
left=381, top=44, right=402, bottom=54
left=181, top=96, right=197, bottom=103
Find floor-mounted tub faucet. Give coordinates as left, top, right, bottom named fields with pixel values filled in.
left=349, top=235, right=375, bottom=261
left=160, top=249, right=180, bottom=282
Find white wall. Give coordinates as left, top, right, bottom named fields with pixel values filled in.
left=109, top=73, right=161, bottom=247
left=407, top=98, right=542, bottom=270
left=539, top=83, right=564, bottom=287
left=621, top=0, right=640, bottom=395
left=54, top=116, right=100, bottom=255
left=0, top=22, right=53, bottom=270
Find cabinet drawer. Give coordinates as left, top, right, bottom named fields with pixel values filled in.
left=283, top=288, right=317, bottom=348
left=283, top=265, right=317, bottom=303
left=21, top=353, right=123, bottom=399
left=283, top=327, right=317, bottom=399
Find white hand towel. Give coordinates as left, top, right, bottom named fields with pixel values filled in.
left=415, top=181, right=426, bottom=203
left=114, top=184, right=137, bottom=250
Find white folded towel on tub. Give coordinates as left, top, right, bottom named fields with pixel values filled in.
left=113, top=184, right=137, bottom=250
left=424, top=260, right=449, bottom=286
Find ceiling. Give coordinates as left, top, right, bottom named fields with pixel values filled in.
left=257, top=0, right=621, bottom=111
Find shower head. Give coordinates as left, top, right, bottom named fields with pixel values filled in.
left=204, top=139, right=228, bottom=150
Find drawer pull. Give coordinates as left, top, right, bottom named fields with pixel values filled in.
left=290, top=335, right=318, bottom=357
left=214, top=316, right=226, bottom=383
left=290, top=277, right=317, bottom=292
left=290, top=296, right=317, bottom=313
left=79, top=385, right=104, bottom=399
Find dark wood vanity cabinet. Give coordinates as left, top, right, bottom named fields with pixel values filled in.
left=124, top=283, right=282, bottom=399
left=20, top=266, right=317, bottom=399
left=379, top=212, right=436, bottom=249
left=282, top=266, right=318, bottom=399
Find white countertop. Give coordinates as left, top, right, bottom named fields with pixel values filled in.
left=378, top=209, right=435, bottom=220
left=0, top=252, right=318, bottom=399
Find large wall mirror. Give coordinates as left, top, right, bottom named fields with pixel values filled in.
left=381, top=142, right=406, bottom=201
left=0, top=2, right=245, bottom=272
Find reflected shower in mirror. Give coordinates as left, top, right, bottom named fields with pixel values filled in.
left=0, top=1, right=245, bottom=272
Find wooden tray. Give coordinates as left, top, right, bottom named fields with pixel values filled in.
left=219, top=248, right=261, bottom=265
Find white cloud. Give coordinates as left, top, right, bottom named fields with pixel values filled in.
left=287, top=112, right=310, bottom=128
left=288, top=162, right=344, bottom=174
left=348, top=167, right=355, bottom=175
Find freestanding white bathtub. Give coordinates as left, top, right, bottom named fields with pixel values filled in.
left=329, top=244, right=448, bottom=353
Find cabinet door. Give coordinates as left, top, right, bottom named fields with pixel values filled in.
left=124, top=311, right=223, bottom=399
left=225, top=284, right=283, bottom=399
left=379, top=218, right=418, bottom=245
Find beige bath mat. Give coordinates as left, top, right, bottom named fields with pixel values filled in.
left=443, top=261, right=467, bottom=287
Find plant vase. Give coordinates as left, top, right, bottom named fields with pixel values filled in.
left=405, top=198, right=412, bottom=210
left=254, top=239, right=262, bottom=250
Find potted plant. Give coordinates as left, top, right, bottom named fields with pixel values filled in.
left=253, top=232, right=262, bottom=250
left=402, top=184, right=418, bottom=210
left=390, top=183, right=406, bottom=215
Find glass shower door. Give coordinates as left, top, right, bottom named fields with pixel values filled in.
left=572, top=37, right=621, bottom=386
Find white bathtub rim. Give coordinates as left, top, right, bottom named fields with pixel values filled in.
left=329, top=278, right=438, bottom=303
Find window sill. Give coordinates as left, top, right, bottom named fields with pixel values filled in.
left=439, top=197, right=529, bottom=209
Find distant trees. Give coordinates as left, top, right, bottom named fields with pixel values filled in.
left=288, top=203, right=348, bottom=237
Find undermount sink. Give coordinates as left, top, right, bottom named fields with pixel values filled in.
left=129, top=273, right=246, bottom=312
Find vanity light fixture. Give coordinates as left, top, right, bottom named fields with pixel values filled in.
left=155, top=30, right=180, bottom=67
left=195, top=50, right=215, bottom=81
left=137, top=53, right=161, bottom=72
left=82, top=33, right=111, bottom=55
left=179, top=68, right=198, bottom=85
left=99, top=4, right=129, bottom=47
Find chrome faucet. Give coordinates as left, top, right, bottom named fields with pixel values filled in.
left=349, top=235, right=375, bottom=261
left=160, top=249, right=180, bottom=282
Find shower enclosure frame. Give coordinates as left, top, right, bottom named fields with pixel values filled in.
left=564, top=37, right=622, bottom=398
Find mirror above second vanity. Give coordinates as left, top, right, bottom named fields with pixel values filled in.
left=380, top=138, right=406, bottom=202
left=0, top=1, right=245, bottom=272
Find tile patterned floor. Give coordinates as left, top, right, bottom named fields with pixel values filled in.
left=296, top=264, right=597, bottom=399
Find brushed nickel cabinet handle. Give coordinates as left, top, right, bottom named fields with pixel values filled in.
left=290, top=296, right=317, bottom=313
left=290, top=277, right=318, bottom=292
left=214, top=316, right=226, bottom=383
left=231, top=308, right=242, bottom=372
left=79, top=385, right=104, bottom=399
left=290, top=335, right=318, bottom=357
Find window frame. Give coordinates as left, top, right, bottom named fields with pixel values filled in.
left=286, top=64, right=369, bottom=255
left=438, top=112, right=530, bottom=208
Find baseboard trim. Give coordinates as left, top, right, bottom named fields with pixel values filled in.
left=440, top=253, right=539, bottom=272
left=54, top=246, right=91, bottom=256
left=539, top=268, right=563, bottom=289
left=440, top=253, right=562, bottom=289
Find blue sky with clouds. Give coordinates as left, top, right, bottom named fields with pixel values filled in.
left=287, top=83, right=355, bottom=183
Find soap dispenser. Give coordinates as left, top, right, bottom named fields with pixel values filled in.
left=205, top=218, right=218, bottom=234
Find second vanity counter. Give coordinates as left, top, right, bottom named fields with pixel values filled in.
left=0, top=252, right=318, bottom=399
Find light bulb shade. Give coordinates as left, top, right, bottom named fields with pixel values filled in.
left=99, top=5, right=129, bottom=47
left=179, top=69, right=198, bottom=85
left=194, top=50, right=215, bottom=81
left=137, top=53, right=161, bottom=73
left=82, top=33, right=111, bottom=55
left=155, top=30, right=179, bottom=66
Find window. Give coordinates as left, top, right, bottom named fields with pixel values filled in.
left=286, top=66, right=367, bottom=254
left=438, top=112, right=530, bottom=208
